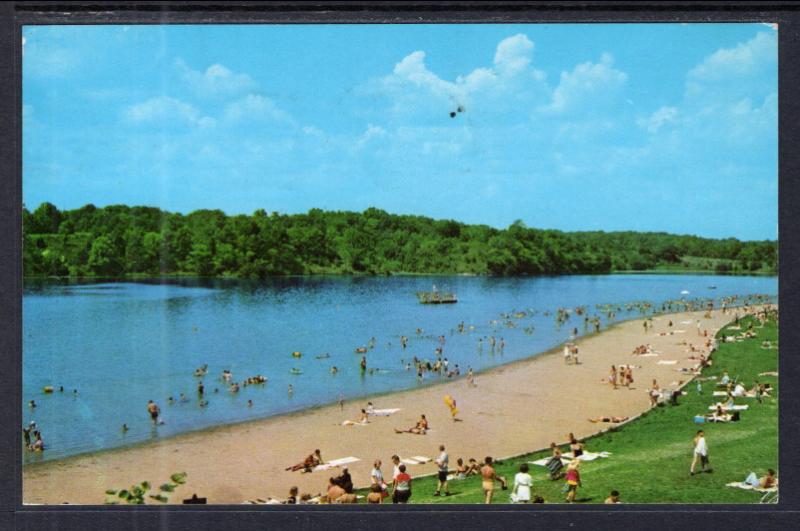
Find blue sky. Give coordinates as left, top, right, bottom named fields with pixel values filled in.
left=22, top=23, right=777, bottom=240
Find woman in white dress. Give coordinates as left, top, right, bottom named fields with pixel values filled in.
left=511, top=463, right=533, bottom=503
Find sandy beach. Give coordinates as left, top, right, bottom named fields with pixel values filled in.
left=23, top=307, right=739, bottom=505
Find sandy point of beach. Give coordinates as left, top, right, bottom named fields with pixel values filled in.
left=23, top=307, right=754, bottom=505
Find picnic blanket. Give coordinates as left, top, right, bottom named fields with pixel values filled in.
left=709, top=404, right=749, bottom=411
left=313, top=456, right=360, bottom=472
left=726, top=481, right=777, bottom=493
left=370, top=408, right=401, bottom=416
left=657, top=360, right=678, bottom=365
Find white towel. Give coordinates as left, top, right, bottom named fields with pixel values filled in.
left=529, top=457, right=569, bottom=467
left=313, top=456, right=360, bottom=472
left=673, top=330, right=686, bottom=334
left=708, top=404, right=748, bottom=411
left=411, top=455, right=432, bottom=463
left=726, top=481, right=777, bottom=493
left=639, top=353, right=660, bottom=357
left=562, top=451, right=612, bottom=461
left=370, top=408, right=401, bottom=416
left=657, top=360, right=678, bottom=365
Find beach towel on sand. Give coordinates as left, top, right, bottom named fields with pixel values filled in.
left=726, top=482, right=777, bottom=493
left=313, top=457, right=360, bottom=472
left=657, top=360, right=678, bottom=365
left=370, top=408, right=401, bottom=416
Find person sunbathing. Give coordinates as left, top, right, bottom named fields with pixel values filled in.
left=395, top=414, right=428, bottom=434
left=588, top=415, right=629, bottom=423
left=760, top=469, right=777, bottom=489
left=342, top=409, right=370, bottom=426
left=706, top=405, right=732, bottom=422
left=455, top=458, right=468, bottom=480
left=286, top=449, right=323, bottom=473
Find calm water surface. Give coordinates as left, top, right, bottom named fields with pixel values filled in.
left=22, top=274, right=777, bottom=462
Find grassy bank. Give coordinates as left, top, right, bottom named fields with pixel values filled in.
left=363, top=314, right=778, bottom=504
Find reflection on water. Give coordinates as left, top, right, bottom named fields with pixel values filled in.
left=23, top=274, right=777, bottom=462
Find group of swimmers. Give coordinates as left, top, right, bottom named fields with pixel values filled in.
left=22, top=421, right=45, bottom=452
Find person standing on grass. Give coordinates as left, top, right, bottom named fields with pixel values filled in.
left=690, top=430, right=711, bottom=475
left=434, top=444, right=450, bottom=496
left=392, top=464, right=412, bottom=504
left=480, top=456, right=507, bottom=504
left=564, top=459, right=582, bottom=503
left=511, top=463, right=533, bottom=503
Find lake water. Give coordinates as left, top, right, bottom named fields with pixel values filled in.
left=22, top=274, right=777, bottom=463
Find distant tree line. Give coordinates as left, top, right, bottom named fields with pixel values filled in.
left=22, top=202, right=777, bottom=278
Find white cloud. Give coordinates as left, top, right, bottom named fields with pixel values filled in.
left=493, top=34, right=534, bottom=76
left=223, top=94, right=293, bottom=124
left=367, top=33, right=548, bottom=122
left=545, top=53, right=628, bottom=113
left=637, top=106, right=678, bottom=133
left=176, top=58, right=258, bottom=98
left=688, top=32, right=776, bottom=84
left=124, top=96, right=215, bottom=128
left=356, top=124, right=387, bottom=148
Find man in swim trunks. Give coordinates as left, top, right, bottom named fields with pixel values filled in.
left=480, top=456, right=506, bottom=503
left=147, top=400, right=160, bottom=425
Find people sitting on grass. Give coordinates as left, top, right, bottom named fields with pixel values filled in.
left=545, top=443, right=565, bottom=480
left=367, top=483, right=383, bottom=504
left=286, top=449, right=323, bottom=473
left=465, top=457, right=481, bottom=476
left=455, top=458, right=468, bottom=480
left=604, top=490, right=621, bottom=504
left=395, top=414, right=428, bottom=434
left=706, top=404, right=733, bottom=423
left=335, top=467, right=354, bottom=493
left=325, top=476, right=345, bottom=502
left=567, top=433, right=585, bottom=457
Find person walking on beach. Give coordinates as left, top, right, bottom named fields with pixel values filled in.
left=147, top=400, right=160, bottom=425
left=690, top=430, right=710, bottom=475
left=609, top=366, right=618, bottom=389
left=434, top=445, right=450, bottom=497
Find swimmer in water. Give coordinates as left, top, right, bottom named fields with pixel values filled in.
left=288, top=384, right=294, bottom=395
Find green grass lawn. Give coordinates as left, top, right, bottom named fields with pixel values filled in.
left=365, top=314, right=778, bottom=504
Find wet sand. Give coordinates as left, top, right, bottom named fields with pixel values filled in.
left=23, top=308, right=739, bottom=505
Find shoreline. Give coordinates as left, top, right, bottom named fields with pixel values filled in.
left=23, top=306, right=760, bottom=504
left=22, top=302, right=717, bottom=469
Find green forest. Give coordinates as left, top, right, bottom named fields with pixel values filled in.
left=23, top=202, right=777, bottom=278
